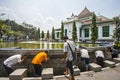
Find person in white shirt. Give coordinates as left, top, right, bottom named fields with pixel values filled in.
left=3, top=54, right=27, bottom=76
left=95, top=50, right=104, bottom=67
left=80, top=48, right=90, bottom=71
left=63, top=36, right=76, bottom=80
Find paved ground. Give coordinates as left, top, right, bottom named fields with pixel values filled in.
left=54, top=64, right=120, bottom=80
left=1, top=63, right=120, bottom=80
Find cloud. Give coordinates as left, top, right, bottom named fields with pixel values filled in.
left=21, top=12, right=56, bottom=32
left=41, top=17, right=56, bottom=32
left=0, top=6, right=56, bottom=33
left=0, top=6, right=19, bottom=21
left=45, top=17, right=55, bottom=24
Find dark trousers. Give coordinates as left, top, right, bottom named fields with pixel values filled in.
left=80, top=57, right=90, bottom=70
left=33, top=64, right=42, bottom=77
left=66, top=60, right=74, bottom=75
left=112, top=54, right=118, bottom=59
left=81, top=57, right=89, bottom=65
left=3, top=64, right=13, bottom=76
left=96, top=57, right=104, bottom=68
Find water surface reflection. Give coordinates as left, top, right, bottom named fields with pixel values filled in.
left=0, top=41, right=98, bottom=49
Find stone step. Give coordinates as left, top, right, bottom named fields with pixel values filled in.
left=41, top=68, right=53, bottom=80
left=0, top=77, right=9, bottom=80
left=22, top=77, right=41, bottom=80
left=74, top=68, right=80, bottom=76
left=9, top=68, right=27, bottom=80
left=113, top=58, right=120, bottom=63
left=73, top=65, right=80, bottom=75
left=104, top=60, right=115, bottom=68
left=89, top=63, right=101, bottom=72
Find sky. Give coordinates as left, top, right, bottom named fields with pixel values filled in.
left=0, top=0, right=120, bottom=32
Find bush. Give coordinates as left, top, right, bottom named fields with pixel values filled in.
left=114, top=41, right=120, bottom=49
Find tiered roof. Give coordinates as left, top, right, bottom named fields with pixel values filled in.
left=64, top=7, right=113, bottom=24
left=78, top=7, right=92, bottom=18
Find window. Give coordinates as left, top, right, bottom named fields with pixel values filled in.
left=56, top=32, right=59, bottom=38
left=102, top=26, right=109, bottom=37
left=65, top=29, right=67, bottom=36
left=79, top=27, right=82, bottom=37
left=84, top=28, right=89, bottom=37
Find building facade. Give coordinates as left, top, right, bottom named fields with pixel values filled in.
left=55, top=7, right=116, bottom=42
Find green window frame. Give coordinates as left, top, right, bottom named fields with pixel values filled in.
left=65, top=29, right=67, bottom=36
left=56, top=32, right=59, bottom=38
left=102, top=26, right=109, bottom=37
left=79, top=27, right=82, bottom=37
left=84, top=28, right=89, bottom=37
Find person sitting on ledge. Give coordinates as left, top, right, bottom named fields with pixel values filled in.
left=3, top=54, right=27, bottom=76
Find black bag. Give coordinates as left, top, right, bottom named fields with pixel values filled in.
left=67, top=42, right=76, bottom=61
left=72, top=52, right=76, bottom=61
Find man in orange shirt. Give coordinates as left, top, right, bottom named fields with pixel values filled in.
left=32, top=51, right=49, bottom=77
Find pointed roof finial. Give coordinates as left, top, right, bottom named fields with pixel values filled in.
left=78, top=6, right=92, bottom=18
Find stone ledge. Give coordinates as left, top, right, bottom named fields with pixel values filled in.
left=104, top=60, right=115, bottom=68
left=80, top=71, right=94, bottom=75
left=42, top=68, right=53, bottom=80
left=101, top=67, right=110, bottom=71
left=90, top=63, right=101, bottom=72
left=115, top=63, right=120, bottom=67
left=74, top=68, right=80, bottom=76
left=22, top=77, right=41, bottom=80
left=9, top=68, right=27, bottom=80
left=113, top=58, right=120, bottom=63
left=53, top=75, right=65, bottom=80
left=0, top=77, right=9, bottom=80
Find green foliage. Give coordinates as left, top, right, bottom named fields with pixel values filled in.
left=47, top=30, right=49, bottom=40
left=72, top=20, right=77, bottom=41
left=113, top=16, right=120, bottom=41
left=90, top=12, right=98, bottom=43
left=61, top=21, right=64, bottom=40
left=0, top=19, right=39, bottom=40
left=0, top=20, right=4, bottom=38
left=41, top=30, right=44, bottom=40
left=35, top=28, right=40, bottom=40
left=114, top=41, right=120, bottom=48
left=114, top=17, right=120, bottom=27
left=52, top=27, right=55, bottom=40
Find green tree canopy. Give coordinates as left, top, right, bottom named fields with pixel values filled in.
left=0, top=19, right=40, bottom=40
left=113, top=16, right=120, bottom=41
left=41, top=30, right=44, bottom=40
left=90, top=12, right=98, bottom=43
left=72, top=20, right=77, bottom=41
left=47, top=30, right=49, bottom=40
left=52, top=27, right=55, bottom=40
left=61, top=21, right=64, bottom=40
